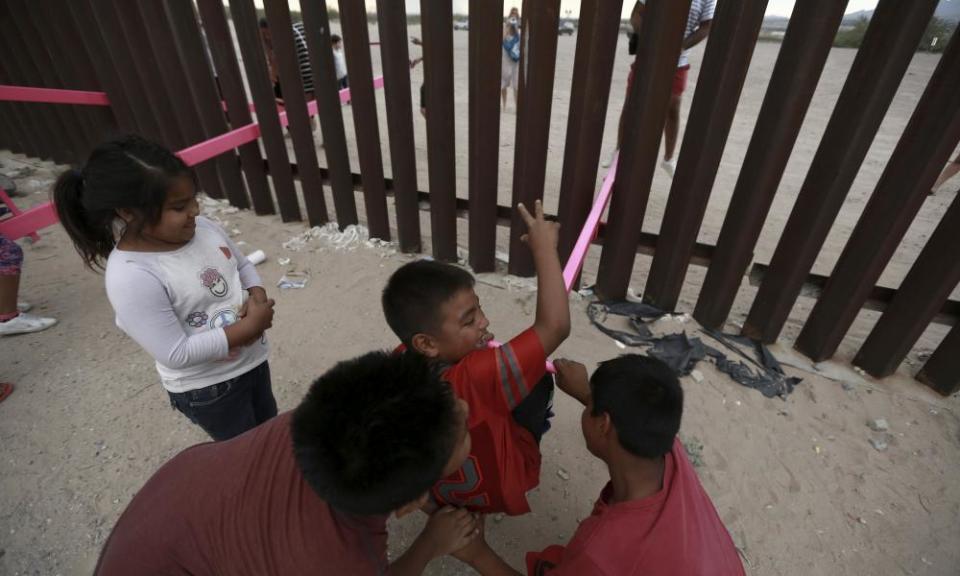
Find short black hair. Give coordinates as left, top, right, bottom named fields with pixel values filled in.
left=382, top=260, right=476, bottom=345
left=331, top=34, right=342, bottom=44
left=590, top=354, right=683, bottom=458
left=291, top=351, right=459, bottom=515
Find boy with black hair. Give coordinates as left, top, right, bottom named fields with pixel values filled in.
left=455, top=354, right=745, bottom=575
left=382, top=201, right=571, bottom=516
left=96, top=351, right=480, bottom=576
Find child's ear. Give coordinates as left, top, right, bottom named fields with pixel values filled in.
left=115, top=208, right=136, bottom=224
left=394, top=493, right=430, bottom=518
left=411, top=333, right=439, bottom=358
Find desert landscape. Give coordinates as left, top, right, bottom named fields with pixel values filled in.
left=1, top=20, right=959, bottom=576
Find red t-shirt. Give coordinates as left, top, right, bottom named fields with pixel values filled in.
left=96, top=413, right=390, bottom=576
left=431, top=328, right=547, bottom=515
left=526, top=439, right=745, bottom=576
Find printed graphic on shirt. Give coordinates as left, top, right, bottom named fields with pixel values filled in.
left=433, top=455, right=490, bottom=508
left=186, top=311, right=209, bottom=328
left=199, top=266, right=229, bottom=298
left=209, top=308, right=239, bottom=329
left=219, top=246, right=232, bottom=260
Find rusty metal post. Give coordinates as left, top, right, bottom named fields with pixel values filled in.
left=338, top=0, right=390, bottom=240
left=377, top=0, right=422, bottom=253
left=643, top=0, right=769, bottom=311
left=917, top=324, right=960, bottom=396
left=854, top=193, right=960, bottom=378
left=467, top=0, right=504, bottom=272
left=196, top=0, right=273, bottom=213
left=3, top=0, right=74, bottom=162
left=228, top=0, right=301, bottom=221
left=796, top=27, right=960, bottom=361
left=67, top=0, right=146, bottom=136
left=693, top=0, right=848, bottom=330
left=421, top=0, right=457, bottom=261
left=595, top=0, right=692, bottom=300
left=507, top=0, right=560, bottom=277
left=36, top=0, right=108, bottom=151
left=166, top=0, right=251, bottom=211
left=130, top=0, right=224, bottom=200
left=556, top=0, right=621, bottom=284
left=300, top=0, right=358, bottom=228
left=742, top=0, right=939, bottom=343
left=46, top=0, right=118, bottom=144
left=263, top=0, right=328, bottom=225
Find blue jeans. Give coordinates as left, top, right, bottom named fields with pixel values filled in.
left=168, top=361, right=277, bottom=441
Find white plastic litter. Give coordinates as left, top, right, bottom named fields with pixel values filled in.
left=277, top=274, right=309, bottom=289
left=277, top=257, right=292, bottom=266
left=245, top=250, right=266, bottom=266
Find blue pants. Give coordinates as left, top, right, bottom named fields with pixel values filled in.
left=168, top=361, right=277, bottom=441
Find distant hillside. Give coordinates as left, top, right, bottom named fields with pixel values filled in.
left=842, top=1, right=960, bottom=25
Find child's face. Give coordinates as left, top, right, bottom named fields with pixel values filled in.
left=333, top=40, right=342, bottom=51
left=140, top=175, right=199, bottom=246
left=422, top=288, right=493, bottom=363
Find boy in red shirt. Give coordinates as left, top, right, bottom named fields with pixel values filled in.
left=382, top=201, right=571, bottom=515
left=455, top=354, right=746, bottom=575
left=95, top=351, right=481, bottom=576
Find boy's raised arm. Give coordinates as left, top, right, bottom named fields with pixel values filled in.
left=518, top=200, right=571, bottom=356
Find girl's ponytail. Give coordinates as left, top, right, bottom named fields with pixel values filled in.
left=53, top=168, right=114, bottom=270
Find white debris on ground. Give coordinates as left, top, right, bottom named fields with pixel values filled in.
left=281, top=222, right=397, bottom=257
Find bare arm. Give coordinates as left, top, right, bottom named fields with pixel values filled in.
left=391, top=507, right=479, bottom=576
left=682, top=19, right=712, bottom=50
left=553, top=359, right=590, bottom=406
left=518, top=201, right=571, bottom=356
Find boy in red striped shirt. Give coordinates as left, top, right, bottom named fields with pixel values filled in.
left=382, top=201, right=570, bottom=516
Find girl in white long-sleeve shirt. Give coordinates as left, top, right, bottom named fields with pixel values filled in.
left=54, top=135, right=277, bottom=440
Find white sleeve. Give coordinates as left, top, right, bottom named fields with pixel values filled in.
left=107, top=265, right=230, bottom=370
left=229, top=234, right=262, bottom=290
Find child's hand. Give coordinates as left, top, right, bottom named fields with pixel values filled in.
left=451, top=514, right=488, bottom=564
left=244, top=294, right=275, bottom=332
left=421, top=506, right=479, bottom=558
left=554, top=358, right=591, bottom=406
left=518, top=200, right=559, bottom=255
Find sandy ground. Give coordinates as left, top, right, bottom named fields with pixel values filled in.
left=2, top=21, right=960, bottom=576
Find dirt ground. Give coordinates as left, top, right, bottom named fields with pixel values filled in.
left=2, top=23, right=960, bottom=576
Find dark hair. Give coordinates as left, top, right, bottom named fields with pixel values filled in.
left=590, top=354, right=683, bottom=458
left=52, top=135, right=193, bottom=270
left=331, top=34, right=342, bottom=44
left=382, top=259, right=475, bottom=345
left=291, top=350, right=459, bottom=515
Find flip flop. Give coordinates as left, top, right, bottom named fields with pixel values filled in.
left=0, top=382, right=13, bottom=404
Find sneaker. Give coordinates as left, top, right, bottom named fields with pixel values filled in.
left=17, top=301, right=32, bottom=313
left=0, top=313, right=57, bottom=336
left=661, top=158, right=677, bottom=179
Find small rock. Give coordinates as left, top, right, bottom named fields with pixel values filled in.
left=841, top=381, right=855, bottom=392
left=867, top=418, right=889, bottom=432
left=557, top=468, right=570, bottom=481
left=493, top=513, right=505, bottom=523
left=690, top=370, right=704, bottom=383
left=869, top=437, right=888, bottom=452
